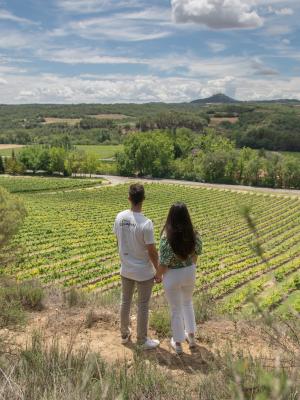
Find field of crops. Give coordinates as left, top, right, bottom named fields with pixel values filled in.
left=0, top=176, right=102, bottom=193
left=76, top=145, right=123, bottom=159
left=0, top=145, right=24, bottom=156
left=3, top=180, right=300, bottom=316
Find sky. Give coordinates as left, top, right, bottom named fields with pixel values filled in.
left=0, top=0, right=300, bottom=104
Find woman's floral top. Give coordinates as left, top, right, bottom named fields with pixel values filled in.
left=159, top=232, right=202, bottom=269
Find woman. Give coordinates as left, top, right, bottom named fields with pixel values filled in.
left=156, top=202, right=202, bottom=355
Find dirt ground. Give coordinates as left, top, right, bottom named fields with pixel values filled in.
left=42, top=118, right=81, bottom=125
left=99, top=175, right=300, bottom=197
left=1, top=300, right=288, bottom=377
left=42, top=114, right=129, bottom=125
left=209, top=117, right=239, bottom=126
left=89, top=114, right=130, bottom=120
left=0, top=144, right=25, bottom=150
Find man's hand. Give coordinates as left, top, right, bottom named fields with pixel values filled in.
left=154, top=273, right=162, bottom=283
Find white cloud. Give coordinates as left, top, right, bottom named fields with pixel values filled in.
left=0, top=30, right=34, bottom=49
left=0, top=65, right=27, bottom=74
left=37, top=47, right=147, bottom=65
left=0, top=9, right=36, bottom=24
left=68, top=11, right=172, bottom=41
left=1, top=71, right=298, bottom=104
left=150, top=54, right=279, bottom=79
left=267, top=6, right=294, bottom=15
left=57, top=0, right=141, bottom=14
left=275, top=7, right=294, bottom=15
left=34, top=45, right=280, bottom=80
left=264, top=24, right=292, bottom=35
left=207, top=41, right=227, bottom=53
left=171, top=0, right=264, bottom=29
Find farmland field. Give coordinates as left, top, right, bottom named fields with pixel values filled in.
left=76, top=144, right=123, bottom=159
left=280, top=151, right=300, bottom=160
left=42, top=114, right=131, bottom=125
left=3, top=179, right=300, bottom=316
left=0, top=144, right=24, bottom=156
left=42, top=117, right=81, bottom=125
left=209, top=116, right=239, bottom=126
left=0, top=176, right=102, bottom=193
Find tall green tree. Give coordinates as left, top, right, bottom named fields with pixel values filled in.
left=4, top=158, right=25, bottom=175
left=0, top=156, right=4, bottom=174
left=117, top=132, right=174, bottom=177
left=18, top=146, right=43, bottom=174
left=83, top=153, right=98, bottom=177
left=49, top=147, right=67, bottom=175
left=282, top=158, right=300, bottom=189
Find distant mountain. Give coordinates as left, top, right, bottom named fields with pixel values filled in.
left=191, top=93, right=239, bottom=104
left=191, top=93, right=300, bottom=105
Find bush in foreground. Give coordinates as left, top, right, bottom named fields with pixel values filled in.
left=0, top=331, right=299, bottom=400
left=0, top=334, right=183, bottom=400
left=0, top=278, right=44, bottom=328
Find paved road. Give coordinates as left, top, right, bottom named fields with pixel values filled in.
left=97, top=175, right=300, bottom=197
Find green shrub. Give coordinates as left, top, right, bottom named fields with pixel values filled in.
left=194, top=290, right=216, bottom=323
left=0, top=299, right=25, bottom=328
left=64, top=287, right=88, bottom=308
left=0, top=278, right=44, bottom=311
left=0, top=335, right=185, bottom=400
left=150, top=306, right=171, bottom=338
left=0, top=278, right=44, bottom=328
left=85, top=309, right=99, bottom=329
left=92, top=287, right=121, bottom=312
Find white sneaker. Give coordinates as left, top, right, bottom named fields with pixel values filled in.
left=170, top=337, right=183, bottom=355
left=140, top=338, right=160, bottom=350
left=121, top=328, right=132, bottom=344
left=185, top=332, right=196, bottom=348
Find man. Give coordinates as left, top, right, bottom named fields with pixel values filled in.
left=113, top=183, right=160, bottom=350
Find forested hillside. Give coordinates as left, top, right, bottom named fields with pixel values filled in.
left=1, top=102, right=300, bottom=189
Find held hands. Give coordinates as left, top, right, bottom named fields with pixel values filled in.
left=154, top=272, right=163, bottom=283
left=154, top=265, right=167, bottom=283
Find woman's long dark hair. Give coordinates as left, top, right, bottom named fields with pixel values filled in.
left=162, top=202, right=196, bottom=260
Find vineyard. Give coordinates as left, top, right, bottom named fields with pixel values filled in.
left=3, top=180, right=300, bottom=316
left=0, top=176, right=102, bottom=193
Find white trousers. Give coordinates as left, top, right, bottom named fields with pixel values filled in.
left=163, top=265, right=196, bottom=343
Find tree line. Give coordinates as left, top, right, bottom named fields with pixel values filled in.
left=136, top=111, right=209, bottom=132
left=0, top=146, right=115, bottom=177
left=220, top=105, right=300, bottom=152
left=2, top=103, right=300, bottom=153
left=116, top=130, right=300, bottom=189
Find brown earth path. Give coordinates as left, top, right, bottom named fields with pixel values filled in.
left=99, top=175, right=300, bottom=197
left=2, top=301, right=283, bottom=377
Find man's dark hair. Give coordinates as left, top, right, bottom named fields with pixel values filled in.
left=129, top=184, right=145, bottom=205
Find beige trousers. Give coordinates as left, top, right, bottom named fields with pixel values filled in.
left=120, top=275, right=154, bottom=344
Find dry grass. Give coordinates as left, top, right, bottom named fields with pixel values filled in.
left=88, top=114, right=130, bottom=120
left=42, top=114, right=129, bottom=126
left=42, top=117, right=81, bottom=125
left=0, top=144, right=24, bottom=150
left=209, top=117, right=239, bottom=126
left=0, top=280, right=299, bottom=400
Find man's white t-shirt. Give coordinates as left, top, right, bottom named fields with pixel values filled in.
left=113, top=210, right=156, bottom=281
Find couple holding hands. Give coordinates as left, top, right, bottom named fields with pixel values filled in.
left=113, top=184, right=202, bottom=355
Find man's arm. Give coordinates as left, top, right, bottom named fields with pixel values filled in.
left=147, top=244, right=159, bottom=272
